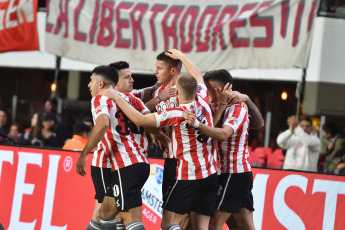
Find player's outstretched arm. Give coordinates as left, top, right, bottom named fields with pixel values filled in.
left=76, top=114, right=109, bottom=176
left=185, top=111, right=234, bottom=141
left=102, top=88, right=157, bottom=128
left=165, top=49, right=204, bottom=84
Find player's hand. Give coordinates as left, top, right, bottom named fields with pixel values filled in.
left=153, top=132, right=170, bottom=150
left=76, top=154, right=87, bottom=176
left=165, top=49, right=184, bottom=60
left=101, top=87, right=120, bottom=101
left=217, top=82, right=232, bottom=105
left=185, top=111, right=196, bottom=127
left=159, top=87, right=176, bottom=101
left=287, top=116, right=298, bottom=132
left=229, top=91, right=249, bottom=104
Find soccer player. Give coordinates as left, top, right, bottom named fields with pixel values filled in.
left=101, top=73, right=218, bottom=230
left=76, top=66, right=117, bottom=230
left=185, top=70, right=257, bottom=230
left=108, top=61, right=176, bottom=111
left=76, top=65, right=162, bottom=230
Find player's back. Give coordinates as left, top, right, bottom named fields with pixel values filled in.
left=154, top=95, right=217, bottom=180
left=217, top=103, right=251, bottom=174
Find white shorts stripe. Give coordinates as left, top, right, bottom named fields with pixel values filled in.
left=163, top=180, right=179, bottom=209
left=217, top=174, right=232, bottom=210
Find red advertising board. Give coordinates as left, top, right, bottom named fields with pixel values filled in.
left=0, top=146, right=94, bottom=230
left=0, top=0, right=39, bottom=52
left=1, top=146, right=345, bottom=229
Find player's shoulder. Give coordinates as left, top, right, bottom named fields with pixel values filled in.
left=92, top=95, right=111, bottom=104
left=153, top=84, right=167, bottom=94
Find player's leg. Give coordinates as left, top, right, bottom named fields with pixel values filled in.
left=115, top=213, right=125, bottom=230
left=98, top=168, right=119, bottom=230
left=162, top=178, right=202, bottom=230
left=190, top=173, right=218, bottom=230
left=86, top=200, right=102, bottom=230
left=209, top=173, right=235, bottom=230
left=87, top=166, right=113, bottom=230
left=161, top=209, right=184, bottom=230
left=115, top=163, right=150, bottom=229
left=190, top=211, right=211, bottom=230
left=232, top=208, right=255, bottom=230
left=179, top=213, right=191, bottom=230
left=227, top=172, right=255, bottom=230
left=225, top=215, right=239, bottom=230
left=209, top=210, right=232, bottom=230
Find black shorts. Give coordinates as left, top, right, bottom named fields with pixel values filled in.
left=108, top=163, right=150, bottom=211
left=162, top=158, right=177, bottom=202
left=163, top=173, right=218, bottom=216
left=91, top=166, right=113, bottom=203
left=216, top=171, right=254, bottom=213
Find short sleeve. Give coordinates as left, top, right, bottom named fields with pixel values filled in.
left=131, top=89, right=145, bottom=101
left=130, top=94, right=150, bottom=114
left=197, top=84, right=209, bottom=102
left=91, top=95, right=111, bottom=121
left=154, top=109, right=184, bottom=128
left=223, top=104, right=247, bottom=133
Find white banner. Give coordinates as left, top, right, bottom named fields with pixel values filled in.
left=45, top=0, right=317, bottom=72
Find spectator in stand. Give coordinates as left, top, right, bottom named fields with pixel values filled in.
left=0, top=110, right=9, bottom=134
left=21, top=112, right=44, bottom=147
left=63, top=122, right=91, bottom=151
left=7, top=122, right=24, bottom=143
left=321, top=122, right=345, bottom=172
left=44, top=98, right=63, bottom=124
left=41, top=112, right=68, bottom=148
left=277, top=116, right=320, bottom=172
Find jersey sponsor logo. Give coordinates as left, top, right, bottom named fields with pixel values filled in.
left=156, top=101, right=178, bottom=111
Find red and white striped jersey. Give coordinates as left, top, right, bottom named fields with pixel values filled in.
left=154, top=96, right=217, bottom=180
left=152, top=83, right=209, bottom=158
left=91, top=93, right=149, bottom=171
left=217, top=103, right=251, bottom=174
left=131, top=89, right=145, bottom=101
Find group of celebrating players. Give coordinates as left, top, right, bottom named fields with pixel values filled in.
left=76, top=49, right=264, bottom=230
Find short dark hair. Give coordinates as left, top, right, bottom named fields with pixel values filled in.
left=177, top=73, right=198, bottom=100
left=42, top=112, right=56, bottom=122
left=92, top=65, right=118, bottom=87
left=73, top=122, right=91, bottom=136
left=322, top=122, right=338, bottom=137
left=108, top=61, right=129, bottom=71
left=156, top=51, right=182, bottom=70
left=45, top=98, right=57, bottom=106
left=203, top=69, right=233, bottom=87
left=300, top=117, right=313, bottom=126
